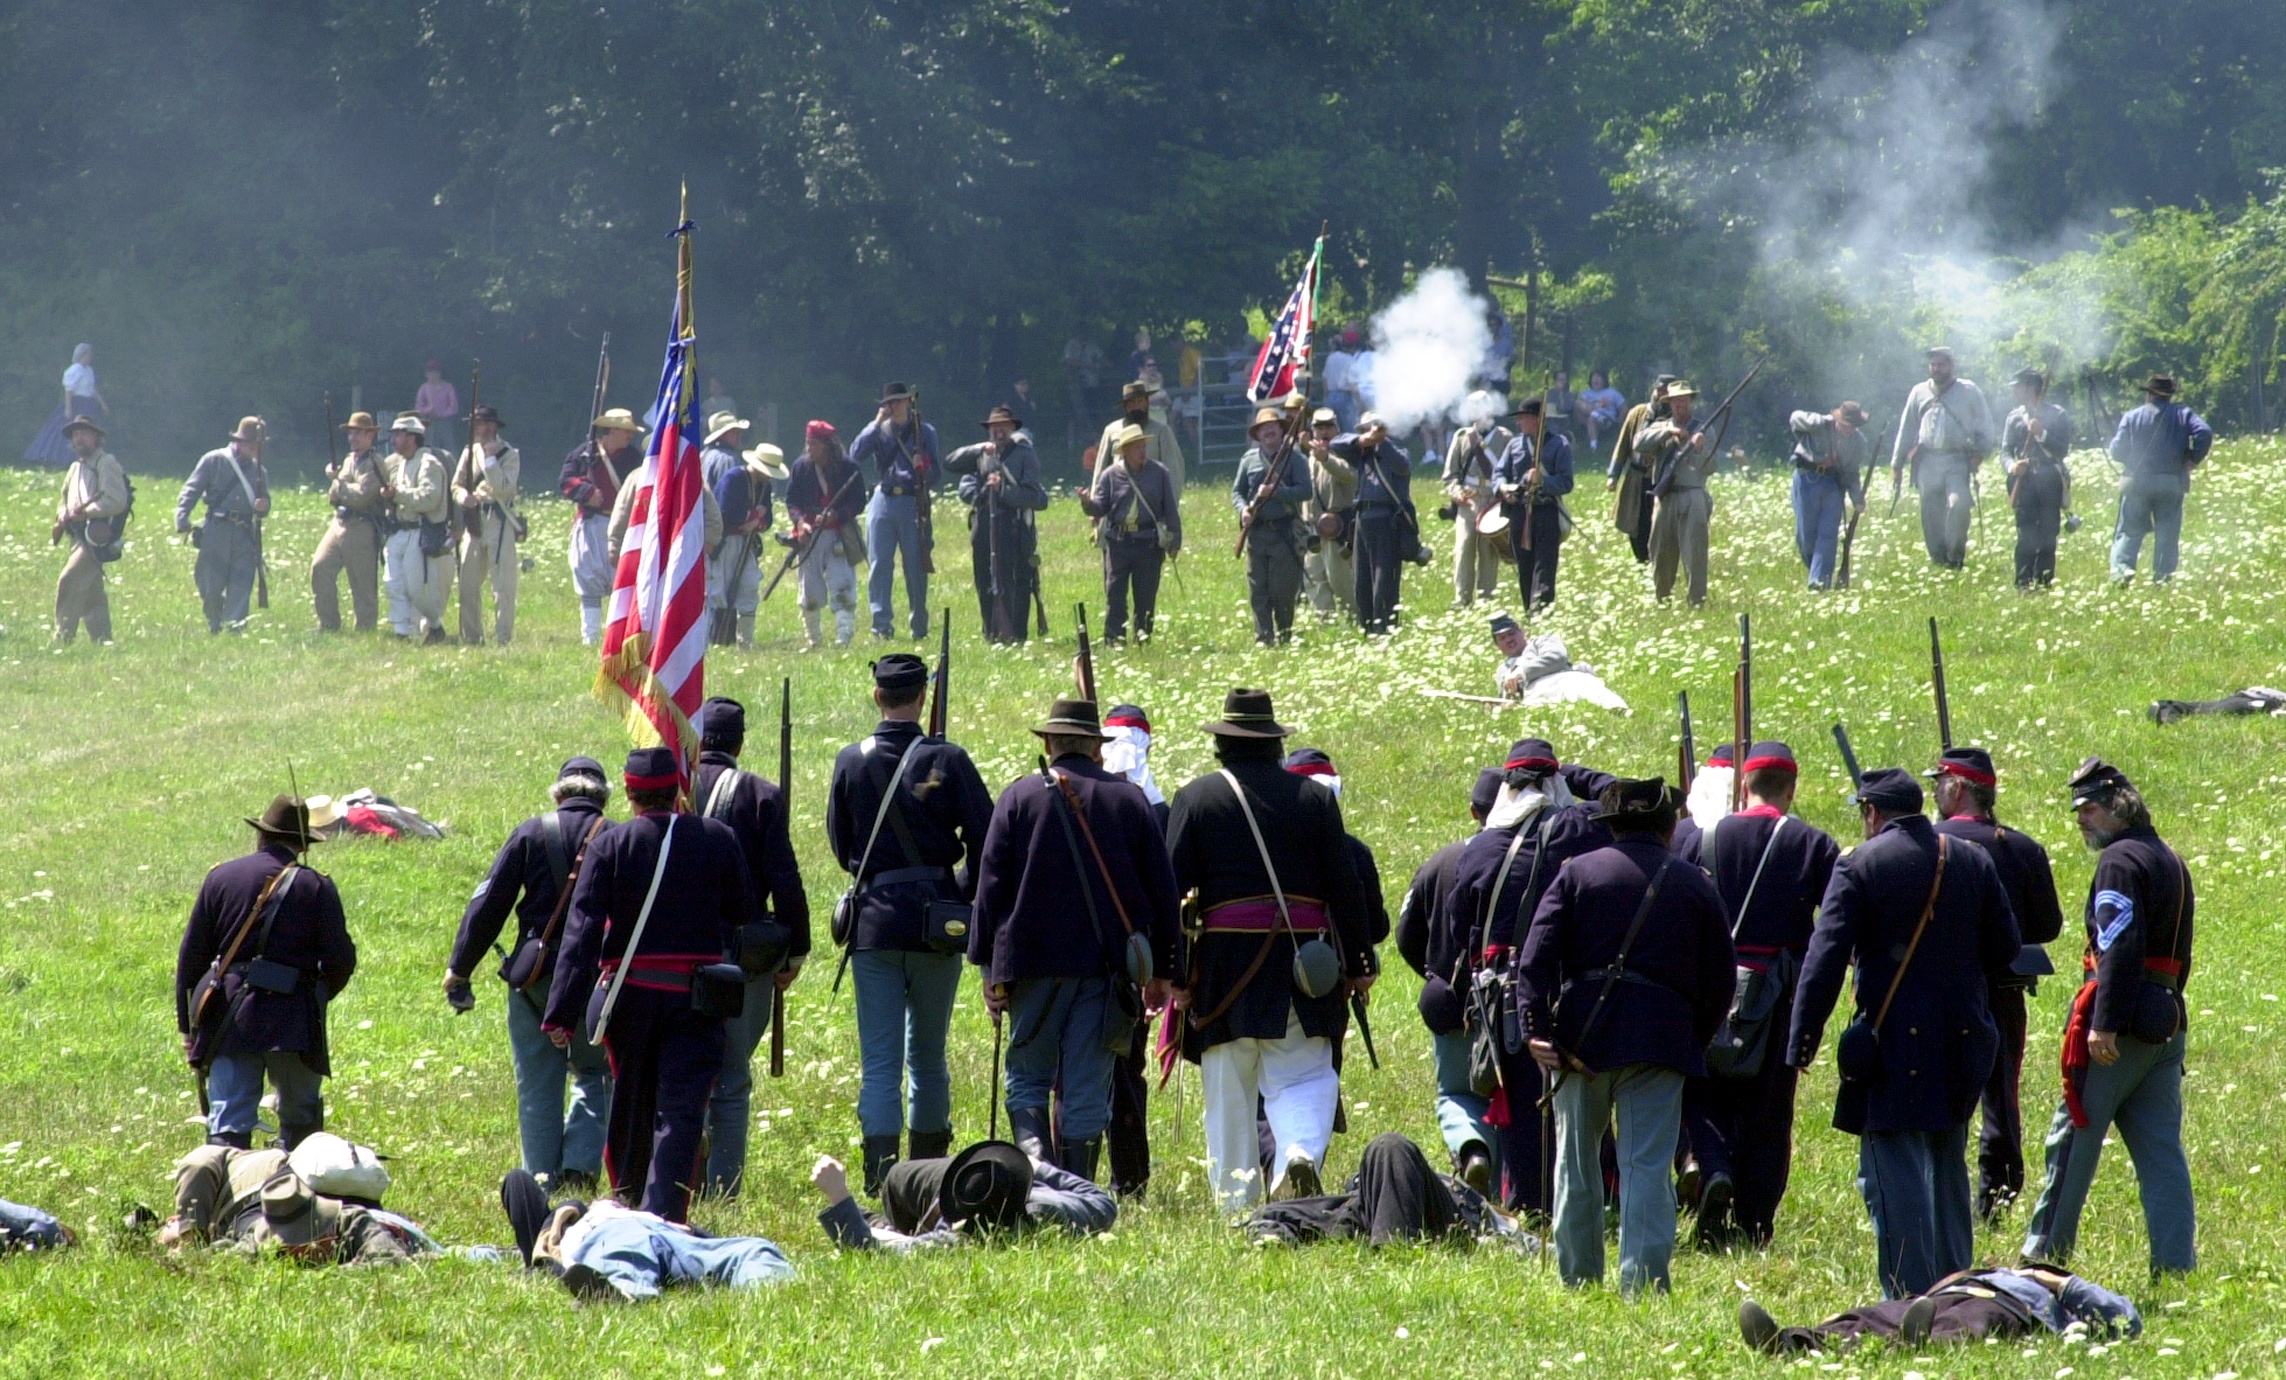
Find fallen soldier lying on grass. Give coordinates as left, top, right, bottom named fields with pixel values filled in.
left=500, top=1168, right=795, bottom=1301
left=160, top=1136, right=443, bottom=1266
left=2148, top=686, right=2286, bottom=723
left=810, top=1139, right=1117, bottom=1252
left=1241, top=1132, right=1541, bottom=1250
left=1737, top=1265, right=2141, bottom=1355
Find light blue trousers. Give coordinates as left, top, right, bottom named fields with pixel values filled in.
left=704, top=975, right=777, bottom=1196
left=1431, top=1029, right=1495, bottom=1166
left=851, top=949, right=963, bottom=1138
left=1003, top=976, right=1117, bottom=1142
left=206, top=1050, right=322, bottom=1144
left=2112, top=476, right=2186, bottom=581
left=565, top=1210, right=795, bottom=1301
left=865, top=493, right=930, bottom=637
left=1553, top=1063, right=1682, bottom=1295
left=2021, top=1030, right=2195, bottom=1275
left=1791, top=468, right=1848, bottom=587
left=506, top=986, right=612, bottom=1179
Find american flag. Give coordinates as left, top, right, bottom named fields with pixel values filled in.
left=595, top=212, right=707, bottom=786
left=1246, top=235, right=1323, bottom=403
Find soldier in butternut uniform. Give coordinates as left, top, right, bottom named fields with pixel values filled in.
left=380, top=412, right=454, bottom=643
left=453, top=404, right=522, bottom=645
left=310, top=411, right=390, bottom=633
left=51, top=416, right=128, bottom=644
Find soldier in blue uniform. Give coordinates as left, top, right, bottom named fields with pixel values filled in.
left=1925, top=745, right=2064, bottom=1220
left=1331, top=415, right=1420, bottom=634
left=850, top=382, right=941, bottom=639
left=691, top=697, right=810, bottom=1197
left=445, top=756, right=616, bottom=1192
left=1788, top=767, right=2019, bottom=1299
left=826, top=654, right=994, bottom=1193
left=542, top=747, right=754, bottom=1223
left=1165, top=688, right=1375, bottom=1210
left=177, top=795, right=356, bottom=1150
left=1519, top=778, right=1735, bottom=1294
left=1230, top=404, right=1314, bottom=646
left=1438, top=741, right=1610, bottom=1210
left=2107, top=375, right=2213, bottom=584
left=969, top=698, right=1181, bottom=1182
left=1495, top=398, right=1575, bottom=611
left=1395, top=768, right=1504, bottom=1184
left=1678, top=741, right=1842, bottom=1247
left=2021, top=758, right=2197, bottom=1277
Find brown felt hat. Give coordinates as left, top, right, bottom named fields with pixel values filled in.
left=245, top=794, right=316, bottom=849
left=228, top=416, right=268, bottom=444
left=338, top=411, right=379, bottom=432
left=61, top=415, right=105, bottom=439
left=1032, top=697, right=1111, bottom=740
left=1121, top=380, right=1151, bottom=403
left=1202, top=687, right=1292, bottom=739
left=980, top=405, right=1022, bottom=429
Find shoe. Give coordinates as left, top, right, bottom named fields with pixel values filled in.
left=1271, top=1150, right=1320, bottom=1202
left=1455, top=1145, right=1494, bottom=1197
left=861, top=1134, right=902, bottom=1196
left=1899, top=1294, right=1938, bottom=1348
left=1058, top=1136, right=1102, bottom=1184
left=1006, top=1107, right=1053, bottom=1164
left=561, top=1261, right=619, bottom=1303
left=908, top=1128, right=954, bottom=1163
left=1676, top=1159, right=1702, bottom=1212
left=1696, top=1171, right=1734, bottom=1248
left=1738, top=1299, right=1781, bottom=1354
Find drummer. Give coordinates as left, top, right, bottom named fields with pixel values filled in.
left=1442, top=391, right=1514, bottom=607
left=1495, top=398, right=1572, bottom=612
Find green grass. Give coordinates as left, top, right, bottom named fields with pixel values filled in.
left=2, top=444, right=2285, bottom=1377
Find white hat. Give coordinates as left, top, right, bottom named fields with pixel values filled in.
left=704, top=410, right=750, bottom=444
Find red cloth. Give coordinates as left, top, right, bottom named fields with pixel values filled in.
left=342, top=805, right=400, bottom=840
left=1199, top=898, right=1328, bottom=932
left=2060, top=977, right=2099, bottom=1128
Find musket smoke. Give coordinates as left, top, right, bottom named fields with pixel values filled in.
left=1365, top=268, right=1495, bottom=434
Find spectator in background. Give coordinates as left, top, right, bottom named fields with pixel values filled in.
left=415, top=360, right=460, bottom=457
left=1139, top=358, right=1170, bottom=430
left=705, top=376, right=740, bottom=423
left=1323, top=332, right=1360, bottom=430
left=1351, top=340, right=1379, bottom=415
left=25, top=343, right=108, bottom=469
left=1175, top=335, right=1205, bottom=453
left=1007, top=377, right=1043, bottom=432
left=1577, top=370, right=1625, bottom=453
left=1545, top=370, right=1577, bottom=444
left=1481, top=308, right=1516, bottom=394
left=1063, top=331, right=1105, bottom=449
left=1127, top=327, right=1154, bottom=381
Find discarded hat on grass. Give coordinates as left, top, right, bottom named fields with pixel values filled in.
left=390, top=412, right=427, bottom=436
left=980, top=405, right=1022, bottom=429
left=700, top=696, right=746, bottom=740
left=940, top=1140, right=1033, bottom=1232
left=1202, top=687, right=1291, bottom=739
left=2143, top=374, right=2177, bottom=397
left=245, top=794, right=315, bottom=848
left=745, top=442, right=789, bottom=481
left=337, top=411, right=378, bottom=432
left=228, top=416, right=268, bottom=444
left=1033, top=697, right=1110, bottom=740
left=878, top=381, right=916, bottom=405
left=559, top=755, right=606, bottom=781
left=469, top=404, right=503, bottom=428
left=61, top=415, right=105, bottom=439
left=1504, top=738, right=1560, bottom=775
left=1469, top=767, right=1505, bottom=818
left=1852, top=766, right=1923, bottom=814
left=704, top=411, right=749, bottom=444
left=2068, top=756, right=2134, bottom=808
left=1591, top=777, right=1677, bottom=824
left=258, top=1172, right=341, bottom=1251
left=1925, top=745, right=1997, bottom=788
left=872, top=652, right=929, bottom=693
left=1740, top=741, right=1798, bottom=776
left=623, top=746, right=680, bottom=792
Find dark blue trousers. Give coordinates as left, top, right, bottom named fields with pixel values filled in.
left=601, top=986, right=725, bottom=1222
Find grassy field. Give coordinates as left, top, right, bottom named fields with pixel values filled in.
left=2, top=438, right=2284, bottom=1378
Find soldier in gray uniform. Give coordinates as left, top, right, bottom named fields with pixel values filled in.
left=1638, top=384, right=1718, bottom=606
left=1230, top=404, right=1313, bottom=646
left=176, top=416, right=272, bottom=633
left=2002, top=368, right=2073, bottom=589
left=1890, top=346, right=1995, bottom=569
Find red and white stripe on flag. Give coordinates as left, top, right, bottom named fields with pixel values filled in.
left=595, top=308, right=707, bottom=783
left=1247, top=241, right=1320, bottom=404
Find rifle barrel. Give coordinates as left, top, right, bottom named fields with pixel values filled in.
left=1930, top=617, right=1953, bottom=750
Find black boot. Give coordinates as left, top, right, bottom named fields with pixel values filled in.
left=907, top=1128, right=954, bottom=1163
left=279, top=1122, right=322, bottom=1153
left=1058, top=1136, right=1102, bottom=1184
left=206, top=1130, right=253, bottom=1151
left=861, top=1135, right=902, bottom=1197
left=1006, top=1106, right=1053, bottom=1163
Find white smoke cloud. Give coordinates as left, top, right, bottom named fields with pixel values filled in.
left=1365, top=267, right=1496, bottom=433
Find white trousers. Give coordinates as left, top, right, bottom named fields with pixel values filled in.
left=383, top=528, right=451, bottom=637
left=1200, top=1011, right=1337, bottom=1213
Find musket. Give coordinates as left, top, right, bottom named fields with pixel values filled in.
left=460, top=362, right=486, bottom=542
left=761, top=464, right=863, bottom=603
left=1930, top=617, right=1953, bottom=750
left=1832, top=722, right=1866, bottom=795
left=926, top=614, right=949, bottom=739
left=1232, top=395, right=1308, bottom=558
left=911, top=391, right=937, bottom=576
left=1417, top=687, right=1511, bottom=707
left=985, top=464, right=1011, bottom=642
left=1888, top=463, right=1906, bottom=518
left=324, top=391, right=340, bottom=482
left=582, top=332, right=613, bottom=456
left=1836, top=508, right=1862, bottom=589
left=772, top=676, right=790, bottom=1079
left=1074, top=603, right=1098, bottom=704
left=1350, top=991, right=1380, bottom=1070
left=1677, top=691, right=1697, bottom=791
left=1517, top=379, right=1554, bottom=553
left=1732, top=613, right=1752, bottom=812
left=1031, top=580, right=1050, bottom=637
left=1652, top=356, right=1766, bottom=498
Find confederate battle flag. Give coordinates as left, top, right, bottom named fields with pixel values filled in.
left=1246, top=233, right=1323, bottom=403
left=595, top=210, right=707, bottom=785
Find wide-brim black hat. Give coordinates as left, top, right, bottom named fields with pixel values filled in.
left=1202, top=687, right=1292, bottom=739
left=1032, top=697, right=1109, bottom=740
left=939, top=1140, right=1032, bottom=1231
left=2142, top=374, right=2177, bottom=397
left=879, top=381, right=916, bottom=404
left=468, top=404, right=503, bottom=426
left=245, top=794, right=315, bottom=847
left=1590, top=777, right=1675, bottom=822
left=979, top=405, right=1022, bottom=429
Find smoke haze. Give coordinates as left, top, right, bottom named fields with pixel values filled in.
left=1366, top=268, right=1496, bottom=433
